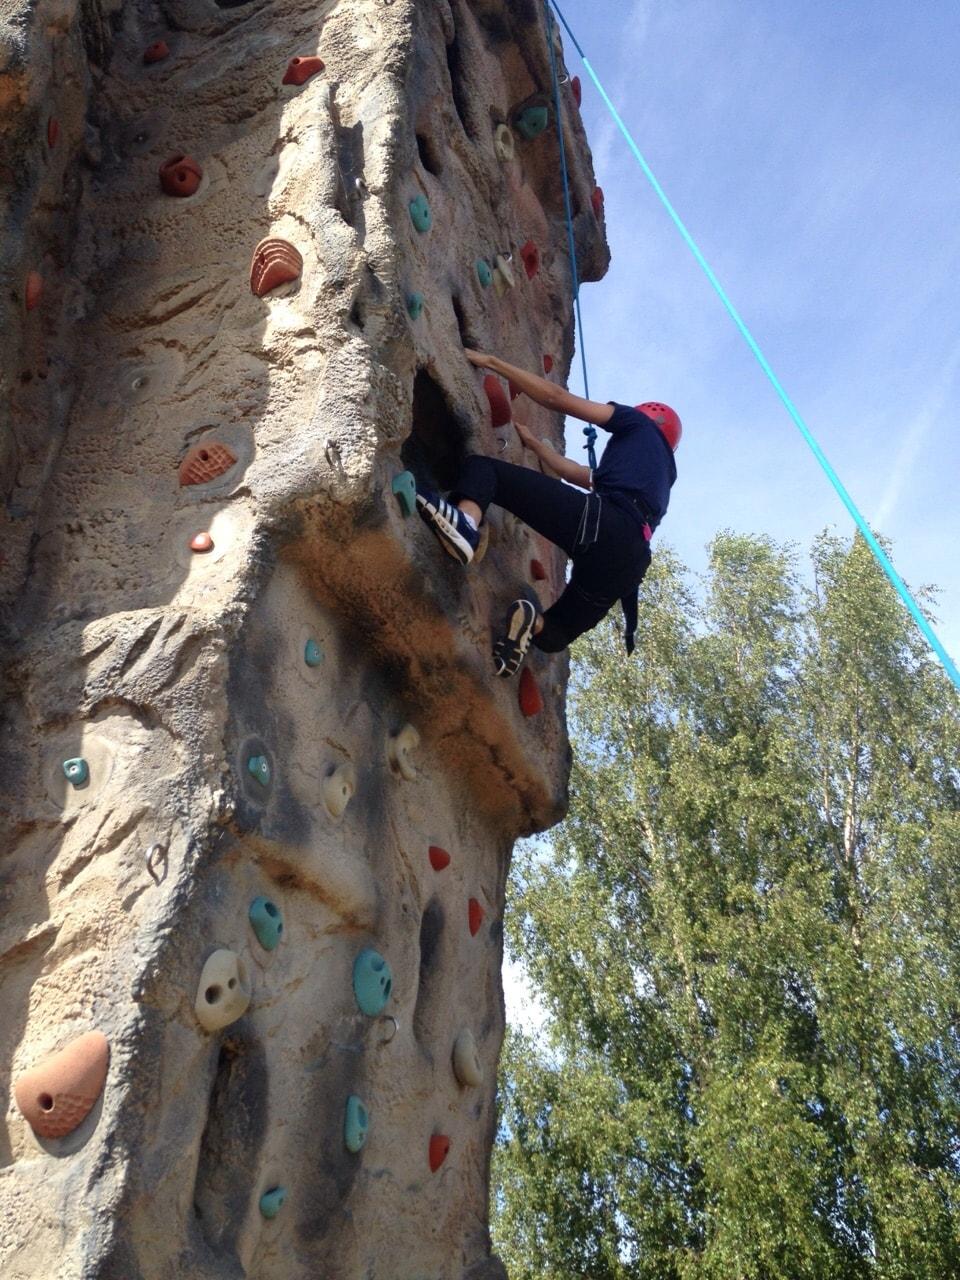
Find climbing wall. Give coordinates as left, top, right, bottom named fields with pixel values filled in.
left=0, top=0, right=607, bottom=1275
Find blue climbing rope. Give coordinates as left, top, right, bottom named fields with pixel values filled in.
left=547, top=0, right=960, bottom=693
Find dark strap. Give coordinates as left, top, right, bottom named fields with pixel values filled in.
left=621, top=588, right=639, bottom=655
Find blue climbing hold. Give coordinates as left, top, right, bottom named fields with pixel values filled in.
left=475, top=259, right=492, bottom=287
left=248, top=754, right=271, bottom=787
left=353, top=948, right=392, bottom=1016
left=249, top=897, right=284, bottom=950
left=515, top=104, right=549, bottom=140
left=392, top=471, right=417, bottom=518
left=304, top=638, right=324, bottom=668
left=259, top=1186, right=287, bottom=1219
left=344, top=1094, right=369, bottom=1152
left=62, top=757, right=89, bottom=787
left=407, top=292, right=425, bottom=320
left=409, top=195, right=432, bottom=233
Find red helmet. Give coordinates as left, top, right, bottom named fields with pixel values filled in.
left=636, top=402, right=682, bottom=451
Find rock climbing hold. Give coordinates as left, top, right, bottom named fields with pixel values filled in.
left=514, top=104, right=549, bottom=140
left=282, top=55, right=325, bottom=86
left=247, top=754, right=271, bottom=787
left=452, top=1028, right=483, bottom=1087
left=508, top=380, right=522, bottom=401
left=429, top=1133, right=450, bottom=1172
left=158, top=154, right=202, bottom=197
left=189, top=531, right=214, bottom=553
left=14, top=1030, right=110, bottom=1140
left=406, top=292, right=425, bottom=320
left=143, top=40, right=170, bottom=64
left=530, top=559, right=547, bottom=581
left=542, top=354, right=554, bottom=373
left=475, top=259, right=492, bottom=288
left=322, top=762, right=356, bottom=821
left=344, top=1095, right=369, bottom=1152
left=250, top=237, right=303, bottom=297
left=259, top=1187, right=287, bottom=1219
left=483, top=375, right=511, bottom=429
left=249, top=897, right=284, bottom=950
left=468, top=898, right=485, bottom=936
left=304, top=638, right=324, bottom=667
left=591, top=186, right=605, bottom=218
left=409, top=194, right=432, bottom=233
left=493, top=123, right=515, bottom=162
left=178, top=441, right=238, bottom=486
left=47, top=117, right=59, bottom=148
left=520, top=241, right=540, bottom=280
left=518, top=667, right=543, bottom=717
left=428, top=845, right=451, bottom=872
left=24, top=271, right=43, bottom=312
left=62, top=757, right=89, bottom=788
left=195, top=949, right=251, bottom=1031
left=392, top=470, right=417, bottom=517
left=353, top=948, right=392, bottom=1016
left=571, top=75, right=582, bottom=107
left=387, top=723, right=420, bottom=780
left=494, top=255, right=515, bottom=289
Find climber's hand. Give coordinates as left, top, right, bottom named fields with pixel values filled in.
left=513, top=419, right=536, bottom=449
left=464, top=349, right=493, bottom=369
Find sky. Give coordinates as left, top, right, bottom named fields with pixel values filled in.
left=506, top=0, right=960, bottom=1028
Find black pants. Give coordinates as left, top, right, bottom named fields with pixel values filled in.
left=453, top=455, right=651, bottom=652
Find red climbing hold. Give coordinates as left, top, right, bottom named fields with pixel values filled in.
left=429, top=1133, right=451, bottom=1172
left=483, top=375, right=512, bottom=429
left=518, top=667, right=543, bottom=718
left=468, top=898, right=485, bottom=936
left=143, top=40, right=170, bottom=64
left=520, top=240, right=540, bottom=279
left=530, top=559, right=547, bottom=582
left=542, top=354, right=554, bottom=374
left=47, top=117, right=59, bottom=148
left=14, top=1030, right=110, bottom=1140
left=179, top=442, right=238, bottom=487
left=591, top=187, right=605, bottom=218
left=282, top=55, right=325, bottom=86
left=508, top=380, right=523, bottom=401
left=571, top=76, right=582, bottom=108
left=250, top=237, right=303, bottom=297
left=24, top=271, right=43, bottom=312
left=159, top=154, right=202, bottom=197
left=429, top=846, right=451, bottom=872
left=190, top=532, right=214, bottom=553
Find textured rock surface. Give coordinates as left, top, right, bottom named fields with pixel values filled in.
left=0, top=0, right=607, bottom=1274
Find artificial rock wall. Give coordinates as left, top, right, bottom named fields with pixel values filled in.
left=0, top=0, right=608, bottom=1274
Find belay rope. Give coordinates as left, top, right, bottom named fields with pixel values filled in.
left=543, top=0, right=960, bottom=693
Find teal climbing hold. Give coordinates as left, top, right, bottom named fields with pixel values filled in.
left=344, top=1094, right=369, bottom=1152
left=353, top=948, right=392, bottom=1016
left=304, top=638, right=324, bottom=667
left=259, top=1187, right=287, bottom=1219
left=392, top=471, right=416, bottom=517
left=247, top=754, right=271, bottom=787
left=515, top=104, right=549, bottom=140
left=62, top=757, right=89, bottom=787
left=407, top=292, right=425, bottom=320
left=249, top=897, right=284, bottom=950
left=409, top=195, right=432, bottom=233
left=475, top=259, right=492, bottom=287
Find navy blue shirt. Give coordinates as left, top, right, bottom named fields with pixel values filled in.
left=591, top=403, right=676, bottom=532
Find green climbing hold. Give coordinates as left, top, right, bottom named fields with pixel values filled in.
left=304, top=638, right=324, bottom=668
left=475, top=259, right=492, bottom=287
left=409, top=195, right=432, bottom=233
left=353, top=947, right=392, bottom=1016
left=62, top=757, right=89, bottom=787
left=392, top=471, right=416, bottom=518
left=249, top=897, right=284, bottom=950
left=259, top=1187, right=287, bottom=1219
left=247, top=754, right=271, bottom=787
left=344, top=1094, right=369, bottom=1152
left=406, top=292, right=425, bottom=320
left=515, top=104, right=549, bottom=140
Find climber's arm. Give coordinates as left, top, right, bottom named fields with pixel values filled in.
left=465, top=350, right=615, bottom=427
left=514, top=420, right=592, bottom=490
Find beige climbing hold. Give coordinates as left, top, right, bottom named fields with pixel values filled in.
left=387, top=723, right=420, bottom=781
left=14, top=1030, right=110, bottom=1139
left=195, top=950, right=251, bottom=1031
left=452, top=1028, right=483, bottom=1087
left=493, top=123, right=515, bottom=162
left=494, top=254, right=515, bottom=290
left=322, top=761, right=357, bottom=820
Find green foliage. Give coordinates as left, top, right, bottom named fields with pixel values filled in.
left=493, top=532, right=960, bottom=1279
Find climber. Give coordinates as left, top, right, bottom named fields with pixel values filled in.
left=415, top=349, right=680, bottom=676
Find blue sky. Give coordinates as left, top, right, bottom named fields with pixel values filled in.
left=554, top=0, right=960, bottom=665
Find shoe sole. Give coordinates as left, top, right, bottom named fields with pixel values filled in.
left=416, top=494, right=475, bottom=565
left=494, top=599, right=537, bottom=677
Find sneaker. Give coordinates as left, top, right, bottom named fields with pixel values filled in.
left=415, top=488, right=480, bottom=565
left=493, top=598, right=539, bottom=678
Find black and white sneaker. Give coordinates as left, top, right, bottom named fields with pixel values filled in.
left=416, top=488, right=480, bottom=565
left=493, top=598, right=539, bottom=678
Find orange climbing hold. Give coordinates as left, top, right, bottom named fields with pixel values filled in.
left=250, top=237, right=303, bottom=297
left=429, top=846, right=451, bottom=872
left=592, top=187, right=605, bottom=218
left=518, top=667, right=543, bottom=717
left=429, top=1133, right=451, bottom=1172
left=14, top=1030, right=110, bottom=1140
left=520, top=240, right=540, bottom=279
left=47, top=117, right=59, bottom=148
left=571, top=76, right=582, bottom=108
left=179, top=442, right=238, bottom=487
left=143, top=40, right=170, bottom=64
left=542, top=354, right=554, bottom=373
left=24, top=271, right=43, bottom=312
left=282, top=55, right=325, bottom=85
left=159, top=154, right=202, bottom=197
left=483, top=375, right=512, bottom=429
left=190, top=532, right=214, bottom=553
left=468, top=898, right=485, bottom=936
left=530, top=559, right=547, bottom=582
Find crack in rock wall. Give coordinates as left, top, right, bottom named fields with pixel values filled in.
left=0, top=0, right=609, bottom=1274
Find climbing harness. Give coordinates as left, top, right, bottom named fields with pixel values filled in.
left=545, top=0, right=960, bottom=693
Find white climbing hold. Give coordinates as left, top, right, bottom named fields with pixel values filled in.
left=323, top=762, right=357, bottom=820
left=194, top=950, right=251, bottom=1032
left=453, top=1029, right=483, bottom=1087
left=386, top=723, right=420, bottom=781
